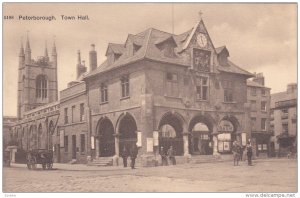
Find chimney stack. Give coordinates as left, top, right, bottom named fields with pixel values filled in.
left=252, top=73, right=265, bottom=86
left=89, top=44, right=97, bottom=71
left=287, top=83, right=297, bottom=94
left=76, top=50, right=87, bottom=78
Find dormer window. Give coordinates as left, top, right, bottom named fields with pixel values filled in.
left=114, top=53, right=121, bottom=61
left=216, top=46, right=230, bottom=66
left=106, top=43, right=124, bottom=65
left=133, top=44, right=141, bottom=55
left=155, top=36, right=177, bottom=58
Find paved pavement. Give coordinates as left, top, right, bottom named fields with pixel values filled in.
left=3, top=158, right=297, bottom=192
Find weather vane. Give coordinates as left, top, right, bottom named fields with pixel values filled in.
left=199, top=10, right=203, bottom=21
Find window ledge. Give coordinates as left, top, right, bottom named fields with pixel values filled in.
left=100, top=101, right=108, bottom=105
left=196, top=99, right=208, bottom=102
left=120, top=96, right=130, bottom=101
left=164, top=95, right=182, bottom=100
left=223, top=101, right=237, bottom=104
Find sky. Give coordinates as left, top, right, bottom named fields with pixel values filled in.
left=3, top=3, right=297, bottom=116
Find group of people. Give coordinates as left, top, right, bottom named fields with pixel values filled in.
left=159, top=146, right=176, bottom=166
left=121, top=141, right=254, bottom=168
left=232, top=140, right=253, bottom=166
left=121, top=144, right=138, bottom=169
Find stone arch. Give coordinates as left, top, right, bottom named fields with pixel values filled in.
left=158, top=111, right=187, bottom=131
left=28, top=125, right=37, bottom=150
left=217, top=115, right=240, bottom=153
left=219, top=115, right=240, bottom=133
left=21, top=127, right=26, bottom=150
left=188, top=113, right=216, bottom=132
left=116, top=112, right=139, bottom=133
left=188, top=113, right=216, bottom=155
left=38, top=124, right=43, bottom=149
left=48, top=120, right=55, bottom=150
left=116, top=112, right=138, bottom=154
left=96, top=117, right=115, bottom=157
left=158, top=111, right=186, bottom=156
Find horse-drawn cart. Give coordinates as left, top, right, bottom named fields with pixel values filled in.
left=26, top=149, right=53, bottom=170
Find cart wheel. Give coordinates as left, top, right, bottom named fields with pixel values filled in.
left=42, top=164, right=46, bottom=170
left=32, top=157, right=37, bottom=170
left=27, top=164, right=31, bottom=170
left=32, top=163, right=37, bottom=170
left=47, top=163, right=53, bottom=170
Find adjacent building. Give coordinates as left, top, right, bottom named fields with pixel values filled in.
left=3, top=116, right=18, bottom=148
left=270, top=83, right=297, bottom=157
left=247, top=73, right=271, bottom=158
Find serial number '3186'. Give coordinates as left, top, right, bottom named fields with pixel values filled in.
left=4, top=16, right=14, bottom=20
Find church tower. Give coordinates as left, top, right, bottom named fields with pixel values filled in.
left=17, top=34, right=58, bottom=119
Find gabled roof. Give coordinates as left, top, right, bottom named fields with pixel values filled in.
left=215, top=46, right=229, bottom=57
left=84, top=20, right=253, bottom=79
left=105, top=43, right=125, bottom=56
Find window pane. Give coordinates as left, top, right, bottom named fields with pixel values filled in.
left=202, top=86, right=207, bottom=100
left=166, top=73, right=173, bottom=81
left=202, top=77, right=207, bottom=85
left=172, top=74, right=178, bottom=81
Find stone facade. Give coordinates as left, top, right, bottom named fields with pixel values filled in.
left=3, top=116, right=18, bottom=148
left=17, top=36, right=58, bottom=119
left=57, top=81, right=88, bottom=163
left=247, top=73, right=271, bottom=158
left=83, top=19, right=254, bottom=165
left=270, top=83, right=297, bottom=157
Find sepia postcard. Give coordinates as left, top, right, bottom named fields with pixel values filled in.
left=2, top=2, right=298, bottom=196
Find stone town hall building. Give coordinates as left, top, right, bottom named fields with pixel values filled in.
left=12, top=17, right=255, bottom=165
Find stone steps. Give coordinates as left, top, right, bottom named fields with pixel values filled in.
left=87, top=157, right=113, bottom=167
left=189, top=155, right=223, bottom=164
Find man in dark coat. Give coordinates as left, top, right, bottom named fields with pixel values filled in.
left=232, top=141, right=240, bottom=166
left=130, top=144, right=138, bottom=169
left=167, top=146, right=176, bottom=165
left=159, top=146, right=168, bottom=166
left=121, top=146, right=129, bottom=167
left=246, top=143, right=253, bottom=166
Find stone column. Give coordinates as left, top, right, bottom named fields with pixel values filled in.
left=182, top=132, right=191, bottom=162
left=212, top=127, right=219, bottom=156
left=113, top=134, right=120, bottom=166
left=213, top=135, right=219, bottom=155
left=95, top=137, right=99, bottom=158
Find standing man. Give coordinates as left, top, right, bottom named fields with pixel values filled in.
left=121, top=146, right=129, bottom=168
left=167, top=146, right=176, bottom=165
left=232, top=141, right=240, bottom=166
left=130, top=144, right=138, bottom=169
left=159, top=146, right=168, bottom=166
left=246, top=143, right=253, bottom=166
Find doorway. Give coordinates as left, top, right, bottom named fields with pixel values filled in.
left=72, top=135, right=76, bottom=159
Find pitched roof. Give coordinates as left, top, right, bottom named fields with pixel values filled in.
left=84, top=22, right=252, bottom=79
left=270, top=90, right=297, bottom=108
left=217, top=60, right=254, bottom=77
left=246, top=80, right=265, bottom=88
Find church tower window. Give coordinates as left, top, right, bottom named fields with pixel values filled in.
left=36, top=75, right=47, bottom=99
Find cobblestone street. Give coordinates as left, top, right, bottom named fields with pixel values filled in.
left=3, top=158, right=297, bottom=193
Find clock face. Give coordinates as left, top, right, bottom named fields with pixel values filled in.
left=197, top=33, right=208, bottom=48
